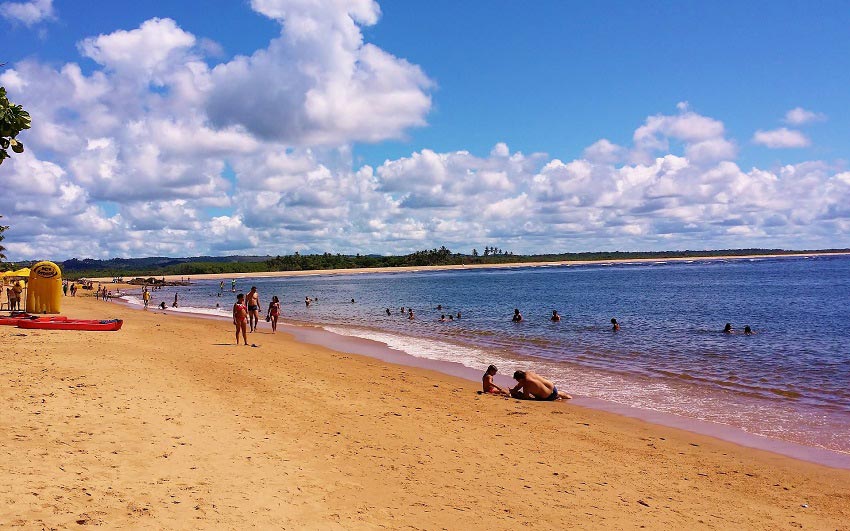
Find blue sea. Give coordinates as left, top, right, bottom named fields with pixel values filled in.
left=124, top=255, right=850, bottom=454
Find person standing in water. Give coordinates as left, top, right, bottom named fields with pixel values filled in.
left=512, top=308, right=523, bottom=322
left=551, top=310, right=561, bottom=322
left=611, top=318, right=620, bottom=331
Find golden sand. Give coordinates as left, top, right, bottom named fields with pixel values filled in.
left=2, top=296, right=848, bottom=529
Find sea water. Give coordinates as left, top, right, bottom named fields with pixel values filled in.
left=125, top=255, right=850, bottom=454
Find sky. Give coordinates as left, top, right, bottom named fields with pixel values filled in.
left=1, top=0, right=849, bottom=261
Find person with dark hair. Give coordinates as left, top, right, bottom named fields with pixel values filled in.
left=233, top=293, right=249, bottom=345
left=611, top=318, right=620, bottom=331
left=267, top=295, right=281, bottom=333
left=247, top=286, right=260, bottom=332
left=723, top=323, right=733, bottom=334
left=512, top=308, right=523, bottom=322
left=551, top=310, right=561, bottom=322
left=744, top=325, right=753, bottom=335
left=510, top=370, right=572, bottom=401
left=482, top=365, right=509, bottom=396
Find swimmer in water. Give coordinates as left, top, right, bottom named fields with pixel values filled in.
left=512, top=308, right=523, bottom=322
left=551, top=310, right=560, bottom=322
left=611, top=318, right=620, bottom=331
left=724, top=323, right=733, bottom=334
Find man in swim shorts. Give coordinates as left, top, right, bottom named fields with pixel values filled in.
left=247, top=286, right=260, bottom=332
left=482, top=365, right=510, bottom=396
left=510, top=370, right=572, bottom=400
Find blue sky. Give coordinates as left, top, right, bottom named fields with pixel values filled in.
left=1, top=0, right=849, bottom=259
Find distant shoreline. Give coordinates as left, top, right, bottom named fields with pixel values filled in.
left=89, top=250, right=850, bottom=282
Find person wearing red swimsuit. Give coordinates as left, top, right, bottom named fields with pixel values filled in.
left=232, top=293, right=249, bottom=345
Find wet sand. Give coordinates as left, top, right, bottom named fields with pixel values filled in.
left=2, top=296, right=849, bottom=529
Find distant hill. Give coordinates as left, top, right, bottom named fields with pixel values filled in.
left=59, top=255, right=271, bottom=272
left=3, top=248, right=848, bottom=279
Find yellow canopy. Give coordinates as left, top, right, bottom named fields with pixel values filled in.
left=1, top=268, right=31, bottom=278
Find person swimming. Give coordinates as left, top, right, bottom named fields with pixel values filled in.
left=744, top=325, right=753, bottom=335
left=512, top=308, right=523, bottom=322
left=551, top=310, right=560, bottom=322
left=611, top=318, right=620, bottom=331
left=724, top=323, right=733, bottom=334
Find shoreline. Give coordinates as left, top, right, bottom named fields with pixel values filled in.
left=88, top=250, right=850, bottom=282
left=3, top=295, right=849, bottom=528
left=113, top=293, right=850, bottom=470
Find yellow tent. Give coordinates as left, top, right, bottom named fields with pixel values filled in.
left=2, top=268, right=31, bottom=278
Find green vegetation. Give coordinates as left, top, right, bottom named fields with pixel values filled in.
left=0, top=86, right=31, bottom=165
left=3, top=247, right=847, bottom=280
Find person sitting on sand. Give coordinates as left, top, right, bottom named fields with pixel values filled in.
left=723, top=323, right=733, bottom=334
left=482, top=365, right=510, bottom=396
left=233, top=293, right=249, bottom=345
left=611, top=318, right=620, bottom=331
left=551, top=310, right=561, bottom=322
left=512, top=308, right=523, bottom=322
left=510, top=370, right=572, bottom=401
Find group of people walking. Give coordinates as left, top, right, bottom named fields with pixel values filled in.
left=232, top=286, right=281, bottom=345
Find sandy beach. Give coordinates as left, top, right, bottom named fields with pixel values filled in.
left=2, top=295, right=849, bottom=529
left=87, top=251, right=850, bottom=283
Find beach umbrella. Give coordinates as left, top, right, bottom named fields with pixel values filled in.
left=1, top=267, right=31, bottom=278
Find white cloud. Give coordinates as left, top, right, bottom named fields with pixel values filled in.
left=205, top=0, right=432, bottom=145
left=583, top=139, right=625, bottom=164
left=0, top=0, right=53, bottom=26
left=0, top=5, right=848, bottom=260
left=784, top=107, right=826, bottom=126
left=752, top=128, right=811, bottom=149
left=78, top=18, right=196, bottom=81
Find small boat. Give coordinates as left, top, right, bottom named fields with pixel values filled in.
left=18, top=318, right=123, bottom=331
left=1, top=314, right=68, bottom=326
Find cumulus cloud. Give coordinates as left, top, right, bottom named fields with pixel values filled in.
left=78, top=18, right=196, bottom=81
left=784, top=107, right=826, bottom=126
left=752, top=128, right=811, bottom=149
left=0, top=4, right=848, bottom=260
left=205, top=0, right=432, bottom=144
left=0, top=0, right=53, bottom=26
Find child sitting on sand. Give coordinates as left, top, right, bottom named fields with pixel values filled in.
left=482, top=365, right=510, bottom=396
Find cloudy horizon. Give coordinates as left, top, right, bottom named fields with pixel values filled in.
left=1, top=0, right=848, bottom=261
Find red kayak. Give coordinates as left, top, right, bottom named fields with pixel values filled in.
left=18, top=318, right=123, bottom=331
left=1, top=314, right=68, bottom=326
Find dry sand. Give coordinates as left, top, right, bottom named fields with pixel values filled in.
left=2, top=296, right=849, bottom=529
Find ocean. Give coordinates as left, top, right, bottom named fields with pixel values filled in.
left=122, top=255, right=850, bottom=456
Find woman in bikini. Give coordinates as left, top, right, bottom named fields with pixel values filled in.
left=267, top=296, right=281, bottom=333
left=233, top=293, right=249, bottom=345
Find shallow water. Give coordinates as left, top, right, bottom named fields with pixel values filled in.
left=126, top=255, right=850, bottom=454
